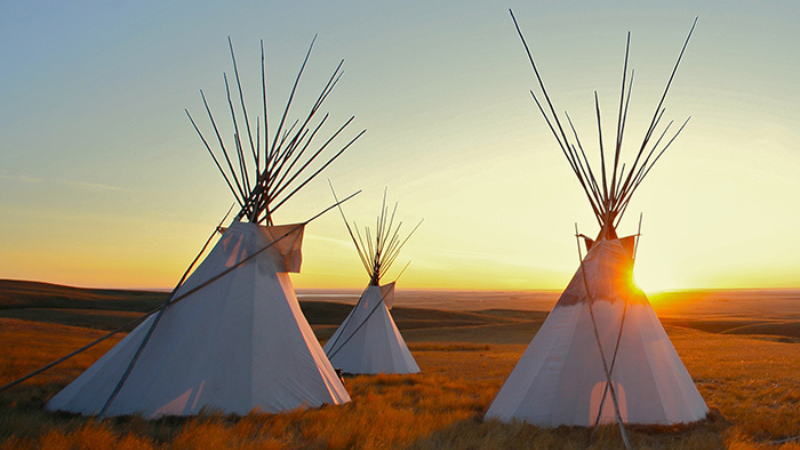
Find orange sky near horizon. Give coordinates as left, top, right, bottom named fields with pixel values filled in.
left=1, top=2, right=798, bottom=294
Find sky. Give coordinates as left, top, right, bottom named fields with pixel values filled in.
left=1, top=0, right=798, bottom=293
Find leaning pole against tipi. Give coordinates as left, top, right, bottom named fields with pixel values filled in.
left=323, top=189, right=422, bottom=374
left=486, top=13, right=708, bottom=428
left=46, top=37, right=365, bottom=417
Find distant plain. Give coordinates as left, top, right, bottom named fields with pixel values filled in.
left=1, top=280, right=798, bottom=449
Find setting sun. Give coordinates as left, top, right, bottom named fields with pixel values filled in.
left=0, top=3, right=798, bottom=449
left=0, top=2, right=797, bottom=294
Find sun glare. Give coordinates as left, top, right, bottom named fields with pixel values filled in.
left=632, top=269, right=678, bottom=295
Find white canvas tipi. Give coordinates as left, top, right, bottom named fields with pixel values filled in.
left=46, top=37, right=364, bottom=417
left=487, top=14, right=708, bottom=428
left=323, top=191, right=421, bottom=374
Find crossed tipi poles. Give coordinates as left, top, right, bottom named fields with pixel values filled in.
left=39, top=36, right=366, bottom=417
left=323, top=186, right=422, bottom=375
left=485, top=11, right=707, bottom=442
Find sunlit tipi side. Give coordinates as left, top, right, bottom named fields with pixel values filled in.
left=323, top=190, right=421, bottom=375
left=486, top=13, right=708, bottom=428
left=47, top=37, right=364, bottom=417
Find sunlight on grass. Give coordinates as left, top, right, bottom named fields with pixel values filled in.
left=1, top=315, right=799, bottom=449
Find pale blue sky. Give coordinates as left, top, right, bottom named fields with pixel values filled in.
left=1, top=1, right=798, bottom=291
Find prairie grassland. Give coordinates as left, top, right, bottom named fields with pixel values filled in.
left=1, top=282, right=799, bottom=449
left=672, top=328, right=800, bottom=441
left=0, top=319, right=123, bottom=403
left=2, top=318, right=798, bottom=449
left=408, top=336, right=800, bottom=450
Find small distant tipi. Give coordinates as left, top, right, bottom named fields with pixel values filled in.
left=323, top=190, right=421, bottom=375
left=486, top=13, right=708, bottom=428
left=46, top=37, right=364, bottom=417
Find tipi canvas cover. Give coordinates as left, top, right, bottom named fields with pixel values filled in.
left=486, top=236, right=708, bottom=425
left=47, top=221, right=350, bottom=417
left=47, top=37, right=364, bottom=417
left=323, top=190, right=421, bottom=374
left=324, top=282, right=420, bottom=374
left=487, top=13, right=708, bottom=427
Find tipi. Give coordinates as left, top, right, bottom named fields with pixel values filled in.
left=323, top=190, right=421, bottom=374
left=486, top=14, right=708, bottom=427
left=46, top=37, right=364, bottom=417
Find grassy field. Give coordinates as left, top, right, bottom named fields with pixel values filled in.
left=1, top=280, right=798, bottom=449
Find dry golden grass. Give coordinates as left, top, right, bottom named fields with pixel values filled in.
left=673, top=328, right=800, bottom=441
left=0, top=318, right=122, bottom=396
left=1, top=285, right=799, bottom=449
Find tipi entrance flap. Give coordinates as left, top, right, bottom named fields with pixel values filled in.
left=590, top=381, right=628, bottom=424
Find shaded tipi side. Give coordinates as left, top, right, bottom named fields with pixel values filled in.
left=46, top=37, right=365, bottom=418
left=486, top=13, right=708, bottom=428
left=323, top=190, right=421, bottom=375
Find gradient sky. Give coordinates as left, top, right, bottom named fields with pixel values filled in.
left=1, top=0, right=798, bottom=293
